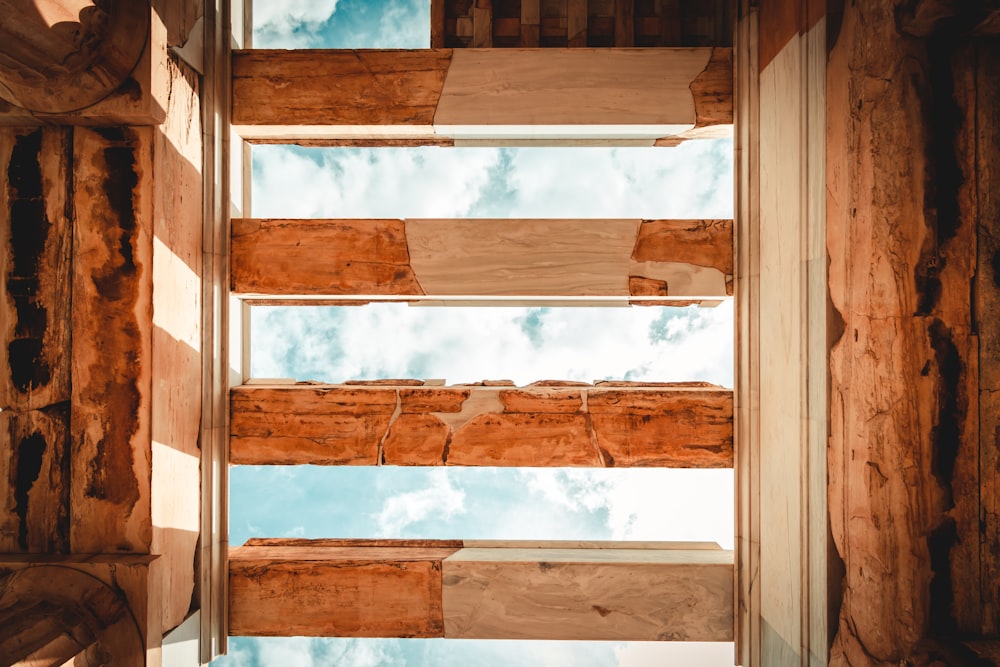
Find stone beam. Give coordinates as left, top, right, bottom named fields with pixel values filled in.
left=231, top=218, right=733, bottom=301
left=0, top=125, right=156, bottom=556
left=229, top=383, right=733, bottom=468
left=231, top=48, right=732, bottom=145
left=228, top=540, right=734, bottom=641
left=0, top=127, right=74, bottom=555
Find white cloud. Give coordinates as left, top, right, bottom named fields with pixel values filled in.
left=252, top=146, right=500, bottom=219
left=602, top=470, right=734, bottom=549
left=500, top=143, right=732, bottom=219
left=517, top=468, right=734, bottom=549
left=521, top=469, right=613, bottom=514
left=251, top=142, right=733, bottom=221
left=215, top=637, right=405, bottom=667
left=321, top=638, right=402, bottom=667
left=252, top=302, right=733, bottom=387
left=371, top=0, right=431, bottom=48
left=253, top=0, right=340, bottom=47
left=256, top=637, right=315, bottom=667
left=374, top=468, right=467, bottom=536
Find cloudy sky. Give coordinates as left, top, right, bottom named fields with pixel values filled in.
left=213, top=2, right=735, bottom=665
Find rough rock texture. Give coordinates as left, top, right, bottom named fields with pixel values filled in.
left=231, top=218, right=421, bottom=296
left=969, top=37, right=1000, bottom=642
left=0, top=128, right=72, bottom=413
left=232, top=50, right=454, bottom=128
left=827, top=0, right=997, bottom=662
left=0, top=406, right=70, bottom=553
left=70, top=125, right=154, bottom=555
left=230, top=383, right=733, bottom=468
left=229, top=544, right=455, bottom=638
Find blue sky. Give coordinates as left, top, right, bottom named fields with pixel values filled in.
left=214, top=3, right=736, bottom=665
left=250, top=144, right=733, bottom=220
left=253, top=0, right=430, bottom=49
left=251, top=303, right=733, bottom=386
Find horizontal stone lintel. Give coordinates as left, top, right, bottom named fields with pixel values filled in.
left=231, top=218, right=733, bottom=301
left=229, top=540, right=734, bottom=641
left=232, top=48, right=732, bottom=143
left=230, top=383, right=733, bottom=468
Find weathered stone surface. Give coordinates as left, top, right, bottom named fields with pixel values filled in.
left=229, top=541, right=732, bottom=641
left=589, top=388, right=733, bottom=467
left=498, top=388, right=583, bottom=413
left=382, top=414, right=451, bottom=466
left=689, top=48, right=735, bottom=129
left=432, top=0, right=732, bottom=49
left=241, top=538, right=719, bottom=550
left=231, top=384, right=733, bottom=468
left=404, top=218, right=640, bottom=297
left=344, top=378, right=425, bottom=386
left=232, top=49, right=454, bottom=130
left=0, top=405, right=70, bottom=553
left=826, top=0, right=987, bottom=660
left=971, top=39, right=1000, bottom=639
left=526, top=380, right=592, bottom=387
left=0, top=3, right=179, bottom=125
left=446, top=412, right=597, bottom=466
left=434, top=48, right=711, bottom=131
left=232, top=48, right=731, bottom=143
left=231, top=218, right=422, bottom=296
left=628, top=275, right=670, bottom=299
left=70, top=126, right=153, bottom=554
left=0, top=127, right=72, bottom=412
left=230, top=386, right=397, bottom=465
left=399, top=387, right=470, bottom=413
left=229, top=544, right=453, bottom=637
left=232, top=217, right=733, bottom=302
left=632, top=218, right=733, bottom=295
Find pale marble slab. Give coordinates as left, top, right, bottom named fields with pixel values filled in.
left=442, top=547, right=733, bottom=641
left=435, top=49, right=710, bottom=128
left=406, top=219, right=640, bottom=297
